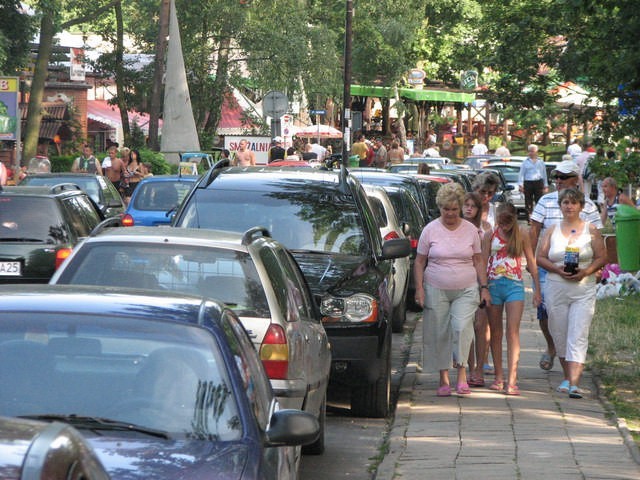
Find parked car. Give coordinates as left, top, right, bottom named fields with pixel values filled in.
left=0, top=285, right=319, bottom=479
left=20, top=172, right=125, bottom=218
left=0, top=416, right=110, bottom=480
left=414, top=174, right=452, bottom=221
left=485, top=162, right=526, bottom=217
left=387, top=157, right=449, bottom=175
left=0, top=185, right=107, bottom=283
left=429, top=169, right=475, bottom=192
left=173, top=166, right=411, bottom=417
left=121, top=174, right=198, bottom=226
left=463, top=154, right=502, bottom=170
left=363, top=185, right=410, bottom=332
left=50, top=225, right=331, bottom=454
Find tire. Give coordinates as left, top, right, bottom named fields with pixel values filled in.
left=302, top=394, right=326, bottom=455
left=391, top=295, right=407, bottom=333
left=350, top=334, right=391, bottom=418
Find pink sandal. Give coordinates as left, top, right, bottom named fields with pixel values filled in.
left=489, top=380, right=504, bottom=391
left=468, top=375, right=485, bottom=387
left=504, top=384, right=520, bottom=396
left=456, top=382, right=471, bottom=395
left=437, top=385, right=452, bottom=397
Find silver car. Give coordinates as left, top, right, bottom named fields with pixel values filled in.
left=363, top=185, right=410, bottom=332
left=50, top=226, right=331, bottom=455
left=485, top=162, right=526, bottom=217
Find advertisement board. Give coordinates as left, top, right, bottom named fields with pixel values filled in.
left=225, top=135, right=271, bottom=165
left=0, top=77, right=19, bottom=141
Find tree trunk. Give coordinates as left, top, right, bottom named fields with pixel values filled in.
left=22, top=15, right=55, bottom=165
left=203, top=35, right=231, bottom=136
left=113, top=1, right=129, bottom=146
left=148, top=0, right=170, bottom=151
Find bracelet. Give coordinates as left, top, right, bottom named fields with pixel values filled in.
left=480, top=285, right=488, bottom=289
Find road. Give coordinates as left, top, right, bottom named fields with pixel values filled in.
left=299, top=311, right=419, bottom=479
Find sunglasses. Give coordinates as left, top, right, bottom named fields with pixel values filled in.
left=553, top=174, right=576, bottom=180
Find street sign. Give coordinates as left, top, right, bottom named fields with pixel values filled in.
left=310, top=109, right=326, bottom=115
left=263, top=91, right=288, bottom=118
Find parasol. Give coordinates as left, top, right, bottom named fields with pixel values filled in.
left=295, top=124, right=343, bottom=139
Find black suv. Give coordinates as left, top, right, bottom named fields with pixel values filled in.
left=0, top=185, right=105, bottom=283
left=20, top=173, right=125, bottom=218
left=173, top=165, right=410, bottom=417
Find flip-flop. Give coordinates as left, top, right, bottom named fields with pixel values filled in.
left=504, top=384, right=520, bottom=396
left=456, top=383, right=471, bottom=395
left=437, top=385, right=452, bottom=397
left=539, top=352, right=555, bottom=371
left=468, top=375, right=485, bottom=387
left=569, top=386, right=583, bottom=399
left=489, top=380, right=504, bottom=391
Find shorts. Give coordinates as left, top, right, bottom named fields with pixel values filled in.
left=488, top=276, right=524, bottom=305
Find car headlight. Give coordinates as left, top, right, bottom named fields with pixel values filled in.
left=320, top=294, right=378, bottom=323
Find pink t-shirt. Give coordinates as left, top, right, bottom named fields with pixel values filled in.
left=417, top=219, right=482, bottom=290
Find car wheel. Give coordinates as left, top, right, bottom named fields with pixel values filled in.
left=302, top=393, right=325, bottom=455
left=391, top=286, right=407, bottom=333
left=350, top=333, right=391, bottom=418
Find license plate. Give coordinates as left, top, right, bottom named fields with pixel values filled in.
left=0, top=261, right=21, bottom=276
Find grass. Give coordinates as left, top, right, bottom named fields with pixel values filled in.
left=588, top=294, right=640, bottom=444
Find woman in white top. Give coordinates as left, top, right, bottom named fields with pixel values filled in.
left=536, top=188, right=606, bottom=398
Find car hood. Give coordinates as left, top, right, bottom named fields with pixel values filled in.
left=290, top=251, right=385, bottom=298
left=85, top=436, right=250, bottom=480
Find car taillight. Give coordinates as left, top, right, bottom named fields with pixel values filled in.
left=259, top=324, right=288, bottom=380
left=384, top=231, right=400, bottom=241
left=55, top=248, right=72, bottom=269
left=121, top=214, right=134, bottom=227
left=409, top=237, right=418, bottom=249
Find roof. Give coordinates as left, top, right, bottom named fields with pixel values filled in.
left=217, top=93, right=259, bottom=135
left=19, top=102, right=68, bottom=140
left=87, top=100, right=161, bottom=135
left=350, top=85, right=475, bottom=103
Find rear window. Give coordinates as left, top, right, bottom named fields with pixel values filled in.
left=179, top=188, right=366, bottom=254
left=55, top=242, right=270, bottom=318
left=0, top=196, right=67, bottom=243
left=132, top=181, right=193, bottom=211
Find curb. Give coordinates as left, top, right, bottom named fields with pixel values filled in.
left=592, top=370, right=640, bottom=465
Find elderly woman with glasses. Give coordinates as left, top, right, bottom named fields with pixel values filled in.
left=414, top=182, right=491, bottom=397
left=536, top=188, right=606, bottom=398
left=529, top=160, right=602, bottom=374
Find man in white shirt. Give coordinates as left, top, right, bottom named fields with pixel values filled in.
left=494, top=141, right=510, bottom=157
left=471, top=139, right=488, bottom=155
left=567, top=139, right=582, bottom=159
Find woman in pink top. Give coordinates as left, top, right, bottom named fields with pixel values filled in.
left=414, top=183, right=491, bottom=397
left=483, top=203, right=541, bottom=395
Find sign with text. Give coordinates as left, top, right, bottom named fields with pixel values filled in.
left=225, top=135, right=272, bottom=164
left=70, top=48, right=86, bottom=82
left=0, top=77, right=19, bottom=141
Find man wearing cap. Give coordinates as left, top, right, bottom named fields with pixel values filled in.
left=529, top=159, right=603, bottom=373
left=268, top=137, right=286, bottom=163
left=518, top=144, right=548, bottom=223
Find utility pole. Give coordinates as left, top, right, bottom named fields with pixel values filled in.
left=149, top=0, right=170, bottom=151
left=340, top=0, right=353, bottom=171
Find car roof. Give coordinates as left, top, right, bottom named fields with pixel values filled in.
left=0, top=185, right=83, bottom=197
left=0, top=284, right=221, bottom=322
left=88, top=225, right=266, bottom=250
left=137, top=174, right=199, bottom=184
left=200, top=166, right=350, bottom=191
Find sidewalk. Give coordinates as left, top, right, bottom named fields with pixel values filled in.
left=377, top=286, right=640, bottom=480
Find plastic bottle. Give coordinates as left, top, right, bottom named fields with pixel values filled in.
left=563, top=229, right=579, bottom=274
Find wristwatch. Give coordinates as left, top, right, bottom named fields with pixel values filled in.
left=480, top=285, right=488, bottom=289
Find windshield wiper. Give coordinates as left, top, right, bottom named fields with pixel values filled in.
left=19, top=414, right=170, bottom=439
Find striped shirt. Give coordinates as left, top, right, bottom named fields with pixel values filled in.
left=530, top=191, right=603, bottom=243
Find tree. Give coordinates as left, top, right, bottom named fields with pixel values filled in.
left=21, top=0, right=120, bottom=163
left=0, top=1, right=36, bottom=75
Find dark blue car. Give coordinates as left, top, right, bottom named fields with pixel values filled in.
left=0, top=285, right=318, bottom=479
left=122, top=174, right=198, bottom=226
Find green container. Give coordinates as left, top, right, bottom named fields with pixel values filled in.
left=348, top=155, right=360, bottom=167
left=615, top=204, right=640, bottom=271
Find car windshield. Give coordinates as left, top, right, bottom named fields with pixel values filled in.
left=0, top=197, right=68, bottom=243
left=132, top=181, right=194, bottom=211
left=0, top=313, right=241, bottom=440
left=56, top=242, right=270, bottom=317
left=180, top=188, right=367, bottom=255
left=22, top=176, right=102, bottom=204
left=491, top=166, right=520, bottom=183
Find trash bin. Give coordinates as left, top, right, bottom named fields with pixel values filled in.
left=615, top=204, right=640, bottom=271
left=348, top=155, right=360, bottom=167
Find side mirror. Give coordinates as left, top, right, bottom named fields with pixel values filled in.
left=381, top=237, right=411, bottom=260
left=266, top=409, right=319, bottom=447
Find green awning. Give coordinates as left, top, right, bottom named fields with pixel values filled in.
left=350, top=85, right=475, bottom=104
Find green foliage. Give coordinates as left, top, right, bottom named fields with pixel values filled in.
left=50, top=155, right=75, bottom=172
left=129, top=120, right=147, bottom=151
left=589, top=151, right=640, bottom=188
left=0, top=0, right=37, bottom=74
left=139, top=149, right=170, bottom=175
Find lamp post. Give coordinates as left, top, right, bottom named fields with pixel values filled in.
left=340, top=0, right=353, bottom=171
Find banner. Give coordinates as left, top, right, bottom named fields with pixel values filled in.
left=0, top=77, right=19, bottom=141
left=225, top=135, right=271, bottom=164
left=70, top=48, right=86, bottom=82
